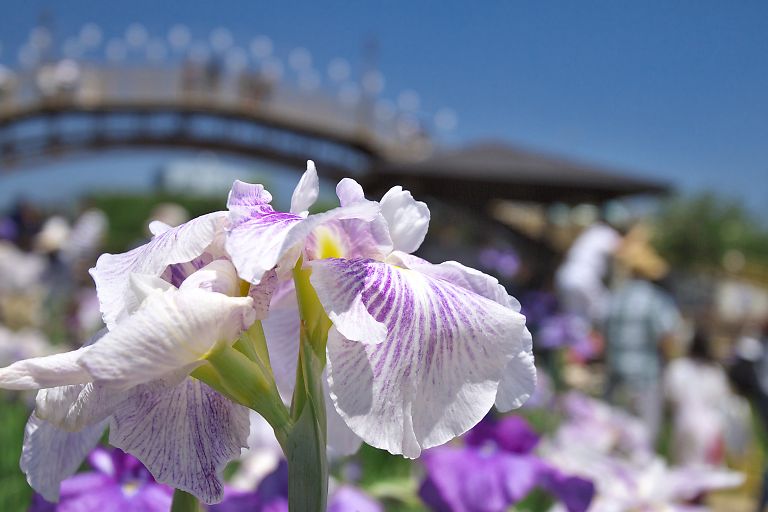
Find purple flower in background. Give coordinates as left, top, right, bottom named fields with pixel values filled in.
left=211, top=461, right=382, bottom=512
left=478, top=247, right=521, bottom=279
left=518, top=290, right=558, bottom=329
left=419, top=415, right=594, bottom=512
left=29, top=447, right=172, bottom=512
left=537, top=313, right=597, bottom=360
left=210, top=460, right=289, bottom=512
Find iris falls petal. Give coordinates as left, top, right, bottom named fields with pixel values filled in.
left=108, top=378, right=250, bottom=504
left=313, top=258, right=528, bottom=457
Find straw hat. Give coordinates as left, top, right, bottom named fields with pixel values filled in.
left=615, top=223, right=669, bottom=280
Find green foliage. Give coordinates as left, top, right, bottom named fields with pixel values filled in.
left=88, top=193, right=225, bottom=253
left=0, top=395, right=33, bottom=512
left=653, top=193, right=768, bottom=270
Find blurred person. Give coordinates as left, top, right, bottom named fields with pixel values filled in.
left=555, top=220, right=621, bottom=324
left=664, top=330, right=735, bottom=466
left=729, top=321, right=768, bottom=512
left=603, top=236, right=679, bottom=442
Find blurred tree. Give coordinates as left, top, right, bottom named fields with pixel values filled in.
left=653, top=193, right=768, bottom=273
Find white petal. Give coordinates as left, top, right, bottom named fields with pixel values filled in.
left=179, top=259, right=241, bottom=297
left=324, top=369, right=362, bottom=457
left=319, top=258, right=527, bottom=457
left=495, top=329, right=537, bottom=412
left=20, top=414, right=106, bottom=502
left=0, top=347, right=92, bottom=390
left=148, top=220, right=172, bottom=236
left=402, top=259, right=533, bottom=410
left=262, top=283, right=301, bottom=401
left=308, top=260, right=387, bottom=345
left=408, top=259, right=521, bottom=311
left=79, top=288, right=255, bottom=389
left=336, top=178, right=366, bottom=206
left=109, top=378, right=250, bottom=504
left=126, top=273, right=175, bottom=315
left=35, top=383, right=125, bottom=432
left=91, top=211, right=226, bottom=330
left=290, top=161, right=320, bottom=216
left=379, top=186, right=430, bottom=253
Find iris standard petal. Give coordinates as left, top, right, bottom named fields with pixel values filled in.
left=316, top=258, right=527, bottom=458
left=226, top=181, right=380, bottom=284
left=91, top=211, right=226, bottom=330
left=289, top=161, right=320, bottom=216
left=108, top=378, right=250, bottom=504
left=79, top=288, right=255, bottom=389
left=379, top=186, right=430, bottom=254
left=20, top=414, right=107, bottom=502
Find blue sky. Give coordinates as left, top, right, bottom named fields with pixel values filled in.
left=1, top=1, right=767, bottom=216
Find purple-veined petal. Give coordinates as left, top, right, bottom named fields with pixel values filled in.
left=404, top=259, right=534, bottom=412
left=309, top=263, right=387, bottom=345
left=496, top=334, right=536, bottom=412
left=91, top=212, right=226, bottom=330
left=0, top=347, right=92, bottom=390
left=379, top=186, right=430, bottom=253
left=408, top=259, right=521, bottom=311
left=21, top=414, right=107, bottom=502
left=262, top=283, right=300, bottom=401
left=108, top=378, right=250, bottom=504
left=316, top=258, right=527, bottom=458
left=290, top=161, right=319, bottom=215
left=226, top=184, right=380, bottom=284
left=79, top=288, right=255, bottom=389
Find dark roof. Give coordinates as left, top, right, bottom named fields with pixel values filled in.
left=366, top=142, right=672, bottom=205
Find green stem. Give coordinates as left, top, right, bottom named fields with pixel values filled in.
left=170, top=489, right=202, bottom=512
left=285, top=260, right=331, bottom=512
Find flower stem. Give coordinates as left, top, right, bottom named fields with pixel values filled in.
left=170, top=489, right=202, bottom=512
left=285, top=259, right=331, bottom=512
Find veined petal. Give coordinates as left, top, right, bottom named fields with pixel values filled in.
left=402, top=259, right=534, bottom=412
left=35, top=383, right=126, bottom=432
left=379, top=186, right=430, bottom=253
left=109, top=378, right=250, bottom=504
left=91, top=212, right=226, bottom=330
left=290, top=161, right=319, bottom=216
left=226, top=181, right=379, bottom=284
left=0, top=347, right=92, bottom=390
left=21, top=414, right=106, bottom=502
left=262, top=283, right=300, bottom=401
left=79, top=288, right=255, bottom=389
left=496, top=330, right=536, bottom=412
left=318, top=258, right=527, bottom=457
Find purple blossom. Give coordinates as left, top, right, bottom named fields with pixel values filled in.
left=537, top=313, right=597, bottom=360
left=29, top=447, right=172, bottom=512
left=518, top=290, right=558, bottom=329
left=478, top=247, right=521, bottom=279
left=419, top=416, right=594, bottom=512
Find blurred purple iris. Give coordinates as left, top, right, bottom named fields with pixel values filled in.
left=478, top=247, right=521, bottom=280
left=518, top=290, right=558, bottom=329
left=212, top=461, right=382, bottom=512
left=537, top=313, right=597, bottom=360
left=30, top=447, right=172, bottom=512
left=419, top=415, right=594, bottom=512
